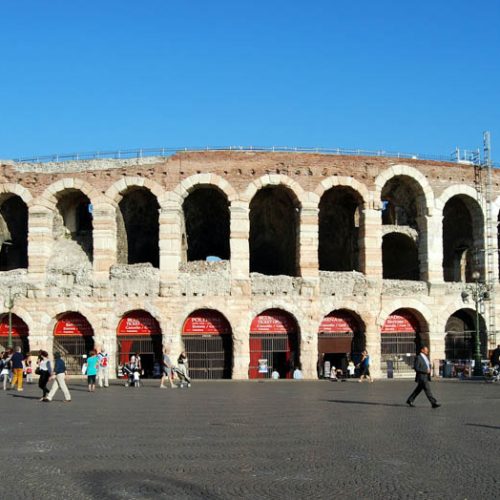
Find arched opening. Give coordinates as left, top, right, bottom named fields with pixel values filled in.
left=445, top=309, right=487, bottom=361
left=382, top=233, right=419, bottom=280
left=249, top=186, right=300, bottom=276
left=182, top=187, right=230, bottom=262
left=381, top=309, right=429, bottom=376
left=318, top=187, right=362, bottom=272
left=53, top=312, right=95, bottom=375
left=249, top=309, right=299, bottom=379
left=182, top=309, right=232, bottom=379
left=381, top=176, right=426, bottom=280
left=443, top=195, right=484, bottom=282
left=117, top=310, right=162, bottom=378
left=318, top=310, right=365, bottom=378
left=117, top=188, right=159, bottom=267
left=0, top=314, right=29, bottom=353
left=53, top=190, right=93, bottom=262
left=0, top=195, right=28, bottom=271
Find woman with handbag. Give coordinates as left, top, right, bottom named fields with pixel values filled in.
left=37, top=350, right=52, bottom=401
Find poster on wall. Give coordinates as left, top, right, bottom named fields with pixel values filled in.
left=382, top=311, right=420, bottom=334
left=0, top=315, right=28, bottom=337
left=54, top=313, right=93, bottom=336
left=117, top=312, right=161, bottom=336
left=183, top=310, right=231, bottom=335
left=319, top=312, right=357, bottom=334
left=250, top=310, right=297, bottom=334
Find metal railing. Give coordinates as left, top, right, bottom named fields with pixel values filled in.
left=12, top=145, right=499, bottom=167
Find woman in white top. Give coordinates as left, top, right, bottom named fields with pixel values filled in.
left=37, top=350, right=52, bottom=401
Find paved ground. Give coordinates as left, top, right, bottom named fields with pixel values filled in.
left=1, top=378, right=499, bottom=500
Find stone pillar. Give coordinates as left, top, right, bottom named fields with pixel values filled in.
left=27, top=205, right=53, bottom=280
left=422, top=213, right=444, bottom=283
left=92, top=202, right=117, bottom=281
left=230, top=201, right=250, bottom=280
left=299, top=202, right=319, bottom=278
left=360, top=206, right=383, bottom=279
left=159, top=202, right=182, bottom=291
left=231, top=306, right=251, bottom=379
left=364, top=312, right=382, bottom=378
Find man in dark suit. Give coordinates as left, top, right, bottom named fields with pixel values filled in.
left=406, top=346, right=441, bottom=408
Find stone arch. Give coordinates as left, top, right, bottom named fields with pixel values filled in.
left=248, top=306, right=302, bottom=379
left=374, top=164, right=435, bottom=214
left=39, top=178, right=100, bottom=210
left=104, top=177, right=165, bottom=205
left=173, top=174, right=238, bottom=203
left=243, top=174, right=305, bottom=205
left=0, top=188, right=29, bottom=270
left=107, top=180, right=161, bottom=267
left=42, top=303, right=100, bottom=337
left=249, top=183, right=301, bottom=276
left=315, top=176, right=369, bottom=206
left=377, top=300, right=432, bottom=331
left=0, top=183, right=33, bottom=205
left=318, top=184, right=364, bottom=272
left=181, top=185, right=231, bottom=262
left=180, top=308, right=234, bottom=379
left=438, top=188, right=484, bottom=282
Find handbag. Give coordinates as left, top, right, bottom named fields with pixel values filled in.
left=35, top=367, right=41, bottom=375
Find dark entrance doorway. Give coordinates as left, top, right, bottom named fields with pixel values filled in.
left=53, top=312, right=94, bottom=375
left=381, top=309, right=427, bottom=376
left=117, top=311, right=162, bottom=378
left=249, top=309, right=299, bottom=379
left=182, top=309, right=233, bottom=379
left=318, top=310, right=365, bottom=377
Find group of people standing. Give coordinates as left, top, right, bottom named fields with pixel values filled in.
left=159, top=349, right=192, bottom=388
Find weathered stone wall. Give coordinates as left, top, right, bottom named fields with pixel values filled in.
left=0, top=151, right=497, bottom=379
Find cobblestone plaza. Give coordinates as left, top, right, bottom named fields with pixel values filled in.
left=1, top=380, right=498, bottom=499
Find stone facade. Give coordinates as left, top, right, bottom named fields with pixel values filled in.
left=0, top=151, right=498, bottom=379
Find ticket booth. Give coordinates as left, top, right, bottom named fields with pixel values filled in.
left=53, top=312, right=94, bottom=374
left=117, top=310, right=162, bottom=378
left=0, top=314, right=29, bottom=353
left=182, top=309, right=232, bottom=379
left=249, top=309, right=299, bottom=379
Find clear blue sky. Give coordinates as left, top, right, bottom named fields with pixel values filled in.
left=1, top=0, right=499, bottom=159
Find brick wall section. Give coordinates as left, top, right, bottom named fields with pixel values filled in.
left=0, top=152, right=497, bottom=380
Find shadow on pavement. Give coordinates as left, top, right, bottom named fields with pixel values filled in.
left=466, top=423, right=500, bottom=430
left=324, top=399, right=408, bottom=408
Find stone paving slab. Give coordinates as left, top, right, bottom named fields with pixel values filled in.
left=1, top=379, right=499, bottom=500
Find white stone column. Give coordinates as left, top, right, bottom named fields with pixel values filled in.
left=92, top=202, right=117, bottom=281
left=230, top=201, right=250, bottom=280
left=361, top=205, right=383, bottom=279
left=299, top=202, right=319, bottom=278
left=159, top=202, right=182, bottom=290
left=419, top=213, right=444, bottom=283
left=27, top=205, right=53, bottom=280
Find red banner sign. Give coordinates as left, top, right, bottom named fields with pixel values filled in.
left=382, top=311, right=420, bottom=334
left=183, top=310, right=230, bottom=335
left=54, top=313, right=93, bottom=336
left=319, top=312, right=357, bottom=334
left=0, top=315, right=28, bottom=337
left=117, top=311, right=161, bottom=336
left=250, top=309, right=297, bottom=334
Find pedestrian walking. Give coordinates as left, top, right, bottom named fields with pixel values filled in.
left=44, top=352, right=71, bottom=403
left=26, top=360, right=33, bottom=384
left=1, top=351, right=11, bottom=390
left=97, top=348, right=110, bottom=388
left=160, top=347, right=174, bottom=389
left=37, top=350, right=52, bottom=401
left=176, top=351, right=191, bottom=388
left=406, top=346, right=441, bottom=408
left=358, top=350, right=373, bottom=383
left=10, top=346, right=25, bottom=391
left=86, top=349, right=99, bottom=392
